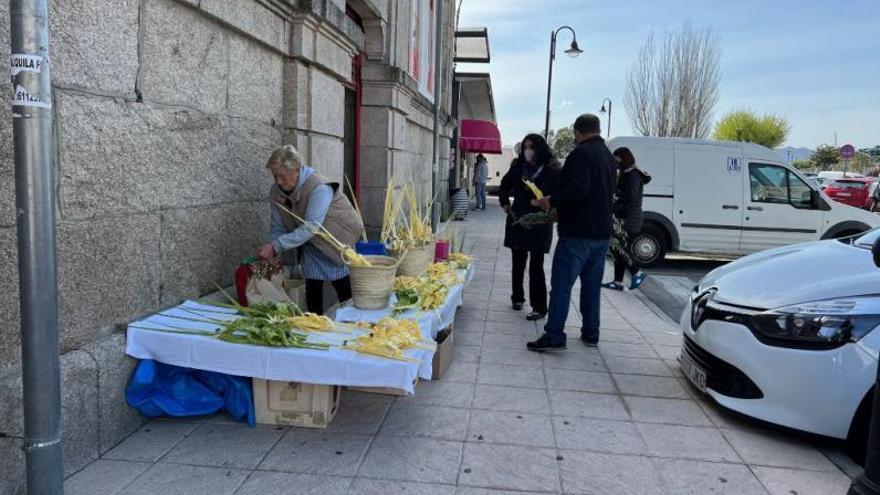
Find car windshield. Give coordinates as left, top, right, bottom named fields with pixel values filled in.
left=829, top=180, right=868, bottom=189
left=854, top=229, right=880, bottom=249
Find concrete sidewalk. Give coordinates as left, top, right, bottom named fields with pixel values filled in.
left=63, top=201, right=855, bottom=495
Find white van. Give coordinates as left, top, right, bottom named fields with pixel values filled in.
left=607, top=137, right=880, bottom=267
left=484, top=146, right=515, bottom=194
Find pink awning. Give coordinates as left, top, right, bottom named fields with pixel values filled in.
left=459, top=119, right=502, bottom=154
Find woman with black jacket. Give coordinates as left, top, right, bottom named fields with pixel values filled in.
left=498, top=134, right=561, bottom=320
left=603, top=147, right=651, bottom=291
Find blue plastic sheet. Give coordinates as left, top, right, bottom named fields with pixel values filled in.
left=126, top=359, right=255, bottom=427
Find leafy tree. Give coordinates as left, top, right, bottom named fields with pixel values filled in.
left=791, top=159, right=812, bottom=171
left=548, top=125, right=576, bottom=159
left=712, top=110, right=790, bottom=148
left=810, top=145, right=839, bottom=171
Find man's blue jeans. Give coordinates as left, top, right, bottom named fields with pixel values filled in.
left=544, top=237, right=610, bottom=345
left=475, top=182, right=487, bottom=209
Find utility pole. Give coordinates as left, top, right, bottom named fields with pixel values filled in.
left=431, top=0, right=444, bottom=231
left=10, top=0, right=64, bottom=493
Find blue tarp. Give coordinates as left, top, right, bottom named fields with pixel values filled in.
left=126, top=359, right=255, bottom=427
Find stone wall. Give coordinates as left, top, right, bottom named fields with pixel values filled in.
left=0, top=0, right=460, bottom=492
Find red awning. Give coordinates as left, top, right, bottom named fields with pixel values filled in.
left=459, top=119, right=502, bottom=154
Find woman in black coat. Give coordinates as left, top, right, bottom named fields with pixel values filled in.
left=603, top=147, right=651, bottom=291
left=498, top=134, right=560, bottom=320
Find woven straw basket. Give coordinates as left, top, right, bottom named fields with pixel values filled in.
left=390, top=242, right=435, bottom=277
left=348, top=255, right=399, bottom=310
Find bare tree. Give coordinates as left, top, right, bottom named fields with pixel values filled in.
left=625, top=21, right=721, bottom=138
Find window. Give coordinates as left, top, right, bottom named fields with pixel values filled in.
left=788, top=173, right=813, bottom=209
left=749, top=163, right=816, bottom=209
left=749, top=164, right=789, bottom=203
left=828, top=180, right=869, bottom=190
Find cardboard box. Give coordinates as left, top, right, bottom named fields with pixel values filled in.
left=348, top=376, right=418, bottom=397
left=252, top=379, right=341, bottom=428
left=432, top=326, right=455, bottom=380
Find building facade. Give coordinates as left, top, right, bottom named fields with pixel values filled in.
left=0, top=1, right=464, bottom=492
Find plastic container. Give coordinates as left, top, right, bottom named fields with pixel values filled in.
left=434, top=240, right=450, bottom=262
left=355, top=241, right=388, bottom=256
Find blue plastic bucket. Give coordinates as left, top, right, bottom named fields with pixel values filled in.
left=355, top=241, right=388, bottom=256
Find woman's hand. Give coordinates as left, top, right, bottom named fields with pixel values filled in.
left=531, top=196, right=551, bottom=211
left=258, top=243, right=276, bottom=260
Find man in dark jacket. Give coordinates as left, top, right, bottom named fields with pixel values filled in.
left=527, top=114, right=617, bottom=350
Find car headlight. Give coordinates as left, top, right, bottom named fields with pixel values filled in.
left=750, top=297, right=880, bottom=349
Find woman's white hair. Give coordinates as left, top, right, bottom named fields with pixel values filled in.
left=266, top=145, right=304, bottom=173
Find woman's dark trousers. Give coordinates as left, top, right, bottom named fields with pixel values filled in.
left=511, top=249, right=547, bottom=313
left=613, top=232, right=640, bottom=282
left=305, top=276, right=352, bottom=314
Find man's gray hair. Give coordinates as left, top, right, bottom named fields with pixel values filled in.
left=573, top=113, right=601, bottom=135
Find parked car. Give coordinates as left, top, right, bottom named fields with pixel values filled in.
left=823, top=178, right=875, bottom=209
left=681, top=229, right=880, bottom=462
left=606, top=137, right=880, bottom=267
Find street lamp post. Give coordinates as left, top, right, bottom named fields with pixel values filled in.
left=600, top=98, right=612, bottom=138
left=543, top=26, right=583, bottom=138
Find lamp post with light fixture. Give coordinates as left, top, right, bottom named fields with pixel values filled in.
left=543, top=26, right=583, bottom=138
left=600, top=98, right=612, bottom=138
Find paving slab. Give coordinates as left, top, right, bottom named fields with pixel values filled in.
left=558, top=450, right=664, bottom=495
left=467, top=410, right=555, bottom=448
left=459, top=443, right=560, bottom=493
left=358, top=436, right=462, bottom=484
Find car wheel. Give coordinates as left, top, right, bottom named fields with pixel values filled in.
left=631, top=224, right=668, bottom=268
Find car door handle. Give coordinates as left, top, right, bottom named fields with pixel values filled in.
left=722, top=205, right=739, bottom=210
left=747, top=206, right=763, bottom=211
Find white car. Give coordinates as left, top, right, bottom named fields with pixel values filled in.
left=680, top=230, right=880, bottom=461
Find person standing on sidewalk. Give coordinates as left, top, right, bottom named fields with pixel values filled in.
left=473, top=154, right=489, bottom=210
left=498, top=133, right=561, bottom=321
left=526, top=114, right=617, bottom=350
left=602, top=146, right=650, bottom=291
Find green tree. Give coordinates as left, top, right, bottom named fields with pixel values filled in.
left=791, top=159, right=813, bottom=171
left=548, top=125, right=576, bottom=159
left=810, top=145, right=839, bottom=171
left=712, top=110, right=790, bottom=148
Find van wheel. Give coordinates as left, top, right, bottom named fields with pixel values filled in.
left=631, top=225, right=668, bottom=268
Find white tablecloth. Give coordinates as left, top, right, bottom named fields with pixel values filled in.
left=125, top=301, right=432, bottom=394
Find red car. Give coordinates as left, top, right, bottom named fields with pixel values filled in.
left=823, top=178, right=876, bottom=209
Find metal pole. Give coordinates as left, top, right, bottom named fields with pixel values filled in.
left=10, top=0, right=64, bottom=493
left=849, top=354, right=880, bottom=494
left=543, top=30, right=556, bottom=139
left=431, top=0, right=444, bottom=232
left=607, top=99, right=612, bottom=138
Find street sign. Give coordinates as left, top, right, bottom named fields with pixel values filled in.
left=841, top=144, right=856, bottom=159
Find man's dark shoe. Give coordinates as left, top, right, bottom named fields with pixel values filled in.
left=581, top=336, right=599, bottom=347
left=527, top=334, right=566, bottom=352
left=526, top=311, right=546, bottom=321
left=512, top=302, right=524, bottom=311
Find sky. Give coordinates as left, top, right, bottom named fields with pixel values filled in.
left=456, top=0, right=880, bottom=150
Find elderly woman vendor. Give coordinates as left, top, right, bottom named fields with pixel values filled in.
left=258, top=145, right=364, bottom=314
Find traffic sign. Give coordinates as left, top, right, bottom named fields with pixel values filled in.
left=840, top=144, right=856, bottom=159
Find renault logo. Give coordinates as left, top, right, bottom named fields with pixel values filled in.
left=691, top=288, right=716, bottom=331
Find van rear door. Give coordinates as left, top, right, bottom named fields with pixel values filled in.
left=673, top=144, right=744, bottom=252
